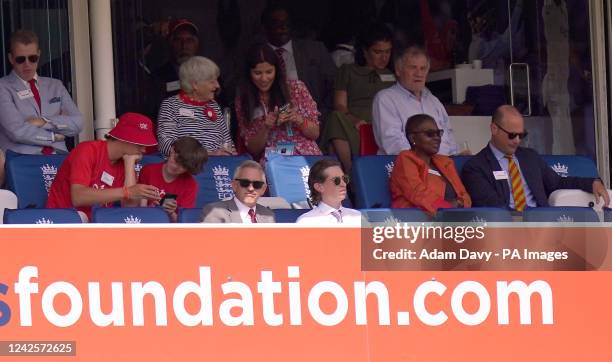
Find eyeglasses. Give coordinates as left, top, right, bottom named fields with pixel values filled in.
left=14, top=55, right=39, bottom=64
left=235, top=178, right=266, bottom=190
left=494, top=122, right=528, bottom=140
left=410, top=129, right=444, bottom=138
left=328, top=175, right=350, bottom=186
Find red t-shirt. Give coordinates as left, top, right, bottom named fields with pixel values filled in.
left=46, top=140, right=126, bottom=218
left=137, top=162, right=197, bottom=208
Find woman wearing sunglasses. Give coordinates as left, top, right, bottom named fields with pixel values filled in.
left=235, top=43, right=321, bottom=161
left=296, top=159, right=361, bottom=225
left=390, top=113, right=471, bottom=216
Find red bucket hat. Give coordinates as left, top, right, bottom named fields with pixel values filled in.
left=107, top=113, right=158, bottom=146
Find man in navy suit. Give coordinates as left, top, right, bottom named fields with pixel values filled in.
left=461, top=105, right=609, bottom=209
left=0, top=30, right=83, bottom=155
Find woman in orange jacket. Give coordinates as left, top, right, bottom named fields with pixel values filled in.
left=390, top=114, right=471, bottom=216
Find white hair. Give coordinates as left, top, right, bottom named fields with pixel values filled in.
left=179, top=56, right=220, bottom=93
left=394, top=46, right=431, bottom=72
left=233, top=160, right=266, bottom=182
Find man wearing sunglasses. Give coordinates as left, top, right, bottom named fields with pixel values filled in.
left=296, top=159, right=362, bottom=225
left=201, top=160, right=275, bottom=223
left=0, top=30, right=83, bottom=155
left=461, top=105, right=609, bottom=210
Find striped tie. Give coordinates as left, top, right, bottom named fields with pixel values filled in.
left=505, top=155, right=526, bottom=211
left=274, top=47, right=287, bottom=77
left=331, top=210, right=343, bottom=223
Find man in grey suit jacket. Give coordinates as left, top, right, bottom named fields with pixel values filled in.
left=261, top=4, right=336, bottom=123
left=201, top=160, right=275, bottom=223
left=0, top=30, right=83, bottom=154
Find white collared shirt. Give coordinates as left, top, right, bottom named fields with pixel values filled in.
left=268, top=40, right=298, bottom=80
left=16, top=72, right=38, bottom=87
left=296, top=202, right=362, bottom=226
left=234, top=197, right=258, bottom=223
left=372, top=82, right=458, bottom=156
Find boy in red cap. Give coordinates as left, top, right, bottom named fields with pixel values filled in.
left=47, top=112, right=161, bottom=221
left=138, top=136, right=207, bottom=222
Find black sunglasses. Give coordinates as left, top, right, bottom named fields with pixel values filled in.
left=235, top=178, right=266, bottom=190
left=14, top=55, right=39, bottom=64
left=411, top=129, right=444, bottom=138
left=328, top=175, right=350, bottom=186
left=494, top=122, right=528, bottom=140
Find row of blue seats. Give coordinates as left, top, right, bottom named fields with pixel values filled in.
left=4, top=152, right=598, bottom=210
left=3, top=206, right=608, bottom=224
left=351, top=154, right=599, bottom=209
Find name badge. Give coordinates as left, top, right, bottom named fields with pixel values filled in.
left=493, top=170, right=509, bottom=180
left=166, top=80, right=180, bottom=93
left=179, top=108, right=195, bottom=118
left=379, top=74, right=396, bottom=82
left=17, top=89, right=33, bottom=100
left=101, top=171, right=115, bottom=186
left=276, top=142, right=295, bottom=155
left=428, top=168, right=441, bottom=177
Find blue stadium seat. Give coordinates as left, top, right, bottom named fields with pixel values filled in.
left=5, top=153, right=67, bottom=208
left=360, top=208, right=429, bottom=222
left=193, top=155, right=251, bottom=208
left=265, top=154, right=335, bottom=204
left=452, top=155, right=471, bottom=174
left=435, top=207, right=513, bottom=222
left=541, top=155, right=599, bottom=178
left=351, top=155, right=396, bottom=208
left=135, top=153, right=164, bottom=177
left=522, top=207, right=599, bottom=222
left=178, top=208, right=202, bottom=223
left=603, top=208, right=612, bottom=222
left=3, top=208, right=82, bottom=224
left=91, top=207, right=170, bottom=223
left=274, top=209, right=309, bottom=223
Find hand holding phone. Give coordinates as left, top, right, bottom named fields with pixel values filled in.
left=160, top=193, right=178, bottom=215
left=279, top=103, right=291, bottom=114
left=277, top=103, right=292, bottom=126
left=160, top=193, right=177, bottom=205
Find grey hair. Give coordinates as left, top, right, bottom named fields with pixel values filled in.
left=179, top=56, right=220, bottom=93
left=394, top=45, right=430, bottom=73
left=233, top=160, right=266, bottom=183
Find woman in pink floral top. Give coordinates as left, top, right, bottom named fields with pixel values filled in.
left=235, top=43, right=322, bottom=160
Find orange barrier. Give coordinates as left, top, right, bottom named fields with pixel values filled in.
left=0, top=227, right=610, bottom=361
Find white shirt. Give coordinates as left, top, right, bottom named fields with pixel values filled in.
left=372, top=83, right=458, bottom=156
left=268, top=40, right=298, bottom=80
left=16, top=72, right=38, bottom=87
left=296, top=202, right=362, bottom=226
left=331, top=44, right=355, bottom=68
left=234, top=197, right=258, bottom=224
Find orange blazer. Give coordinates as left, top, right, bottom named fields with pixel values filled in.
left=390, top=150, right=471, bottom=215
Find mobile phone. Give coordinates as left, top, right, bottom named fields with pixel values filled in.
left=277, top=103, right=291, bottom=126
left=279, top=103, right=291, bottom=114
left=160, top=193, right=177, bottom=204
